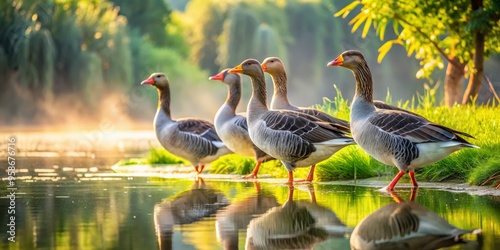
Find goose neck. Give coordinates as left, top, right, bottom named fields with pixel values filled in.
left=157, top=87, right=172, bottom=120
left=225, top=82, right=241, bottom=112
left=352, top=62, right=374, bottom=103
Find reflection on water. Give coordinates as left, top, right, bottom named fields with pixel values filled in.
left=154, top=178, right=229, bottom=250
left=245, top=186, right=350, bottom=250
left=1, top=167, right=499, bottom=250
left=350, top=189, right=483, bottom=250
left=216, top=182, right=280, bottom=249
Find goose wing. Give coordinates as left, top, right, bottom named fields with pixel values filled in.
left=261, top=110, right=350, bottom=143
left=298, top=108, right=350, bottom=133
left=176, top=118, right=225, bottom=157
left=369, top=110, right=472, bottom=143
left=233, top=115, right=249, bottom=131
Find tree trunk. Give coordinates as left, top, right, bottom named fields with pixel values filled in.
left=444, top=57, right=465, bottom=107
left=462, top=0, right=485, bottom=104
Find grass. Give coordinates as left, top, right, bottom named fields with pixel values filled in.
left=116, top=87, right=500, bottom=188
left=116, top=147, right=188, bottom=166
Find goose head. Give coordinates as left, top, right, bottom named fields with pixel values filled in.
left=327, top=50, right=366, bottom=70
left=261, top=57, right=285, bottom=74
left=228, top=59, right=263, bottom=78
left=208, top=68, right=241, bottom=87
left=141, top=73, right=170, bottom=89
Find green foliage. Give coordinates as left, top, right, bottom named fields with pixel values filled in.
left=0, top=0, right=206, bottom=124
left=217, top=4, right=259, bottom=69
left=336, top=0, right=500, bottom=79
left=252, top=24, right=288, bottom=68
left=183, top=0, right=229, bottom=74
left=109, top=0, right=171, bottom=46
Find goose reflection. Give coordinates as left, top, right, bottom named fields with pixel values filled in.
left=350, top=188, right=482, bottom=250
left=153, top=178, right=230, bottom=250
left=245, top=185, right=350, bottom=249
left=216, top=182, right=280, bottom=249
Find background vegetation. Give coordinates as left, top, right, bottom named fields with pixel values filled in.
left=2, top=0, right=499, bottom=127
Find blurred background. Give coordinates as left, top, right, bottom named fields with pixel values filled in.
left=1, top=0, right=499, bottom=130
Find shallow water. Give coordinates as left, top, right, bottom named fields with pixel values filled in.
left=1, top=169, right=499, bottom=250
left=0, top=132, right=499, bottom=249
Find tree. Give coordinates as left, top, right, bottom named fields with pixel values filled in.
left=336, top=0, right=500, bottom=106
left=109, top=0, right=171, bottom=46
left=182, top=0, right=230, bottom=74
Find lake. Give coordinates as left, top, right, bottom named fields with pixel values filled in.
left=0, top=131, right=499, bottom=249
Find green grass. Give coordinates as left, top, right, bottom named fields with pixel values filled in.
left=116, top=147, right=188, bottom=166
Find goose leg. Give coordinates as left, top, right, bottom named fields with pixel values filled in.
left=285, top=171, right=294, bottom=186
left=409, top=171, right=418, bottom=187
left=194, top=165, right=199, bottom=173
left=308, top=184, right=316, bottom=204
left=243, top=160, right=262, bottom=179
left=287, top=185, right=294, bottom=202
left=295, top=165, right=315, bottom=183
left=410, top=187, right=418, bottom=201
left=383, top=171, right=405, bottom=191
left=198, top=165, right=205, bottom=173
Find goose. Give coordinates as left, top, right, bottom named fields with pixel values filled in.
left=228, top=59, right=355, bottom=185
left=154, top=178, right=230, bottom=250
left=141, top=73, right=232, bottom=174
left=209, top=69, right=274, bottom=179
left=215, top=182, right=280, bottom=249
left=349, top=200, right=482, bottom=250
left=261, top=57, right=351, bottom=182
left=327, top=50, right=478, bottom=191
left=245, top=186, right=351, bottom=249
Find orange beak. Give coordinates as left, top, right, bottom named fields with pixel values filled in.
left=327, top=54, right=344, bottom=67
left=141, top=77, right=155, bottom=85
left=228, top=64, right=243, bottom=74
left=208, top=71, right=225, bottom=81
left=261, top=62, right=268, bottom=72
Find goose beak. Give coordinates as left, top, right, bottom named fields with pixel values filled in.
left=228, top=64, right=243, bottom=74
left=141, top=77, right=155, bottom=85
left=208, top=71, right=225, bottom=81
left=327, top=55, right=344, bottom=67
left=261, top=62, right=268, bottom=72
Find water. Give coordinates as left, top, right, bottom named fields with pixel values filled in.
left=0, top=132, right=499, bottom=249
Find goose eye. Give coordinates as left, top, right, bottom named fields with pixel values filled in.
left=270, top=60, right=274, bottom=63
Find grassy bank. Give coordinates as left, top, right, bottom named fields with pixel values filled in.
left=116, top=89, right=500, bottom=188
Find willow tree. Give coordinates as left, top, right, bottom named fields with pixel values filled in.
left=183, top=0, right=230, bottom=74
left=109, top=0, right=171, bottom=46
left=285, top=0, right=333, bottom=89
left=252, top=24, right=288, bottom=65
left=217, top=4, right=259, bottom=69
left=0, top=0, right=55, bottom=119
left=337, top=0, right=500, bottom=106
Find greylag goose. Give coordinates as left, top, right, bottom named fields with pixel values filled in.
left=215, top=182, right=280, bottom=249
left=349, top=199, right=482, bottom=250
left=327, top=50, right=478, bottom=191
left=228, top=59, right=355, bottom=185
left=154, top=178, right=230, bottom=249
left=141, top=73, right=232, bottom=174
left=261, top=57, right=351, bottom=182
left=209, top=69, right=274, bottom=178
